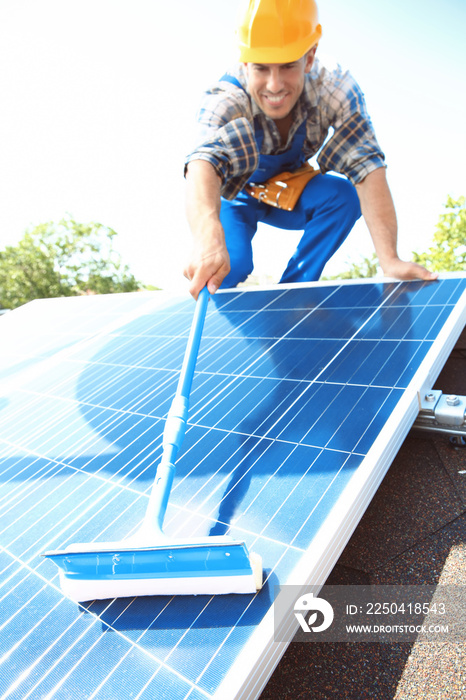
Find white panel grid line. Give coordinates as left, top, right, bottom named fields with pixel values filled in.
left=0, top=411, right=150, bottom=495
left=0, top=391, right=163, bottom=485
left=213, top=278, right=466, bottom=700
left=0, top=293, right=176, bottom=396
left=1, top=277, right=465, bottom=700
left=0, top=554, right=216, bottom=700
left=187, top=286, right=405, bottom=440
left=0, top=433, right=305, bottom=565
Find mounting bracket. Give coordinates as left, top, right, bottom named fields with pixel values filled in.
left=413, top=390, right=466, bottom=437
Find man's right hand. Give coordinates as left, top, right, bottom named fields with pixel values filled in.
left=185, top=160, right=231, bottom=299
left=184, top=240, right=231, bottom=300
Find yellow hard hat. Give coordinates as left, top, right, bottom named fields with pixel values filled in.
left=237, top=0, right=322, bottom=63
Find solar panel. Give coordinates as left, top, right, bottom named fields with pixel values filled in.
left=1, top=277, right=465, bottom=699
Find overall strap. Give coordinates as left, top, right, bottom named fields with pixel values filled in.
left=219, top=73, right=264, bottom=150
left=219, top=74, right=246, bottom=91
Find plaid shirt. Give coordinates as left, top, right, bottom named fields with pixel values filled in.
left=185, top=56, right=385, bottom=200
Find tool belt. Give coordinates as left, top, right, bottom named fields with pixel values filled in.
left=245, top=162, right=320, bottom=211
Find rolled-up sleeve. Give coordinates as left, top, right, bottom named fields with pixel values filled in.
left=315, top=65, right=386, bottom=184
left=185, top=84, right=259, bottom=199
left=318, top=112, right=385, bottom=184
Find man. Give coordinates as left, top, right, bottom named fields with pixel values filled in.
left=184, top=0, right=436, bottom=299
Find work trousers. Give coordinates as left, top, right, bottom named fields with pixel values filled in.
left=220, top=173, right=361, bottom=288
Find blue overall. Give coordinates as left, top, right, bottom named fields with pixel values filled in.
left=219, top=75, right=361, bottom=288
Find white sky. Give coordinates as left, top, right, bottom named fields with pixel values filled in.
left=0, top=0, right=465, bottom=291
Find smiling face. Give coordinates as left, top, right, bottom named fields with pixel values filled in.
left=244, top=48, right=316, bottom=123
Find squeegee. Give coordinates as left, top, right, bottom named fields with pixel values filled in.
left=44, top=287, right=262, bottom=601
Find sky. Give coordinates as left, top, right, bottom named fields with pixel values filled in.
left=0, top=0, right=465, bottom=292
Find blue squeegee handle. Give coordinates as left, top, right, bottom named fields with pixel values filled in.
left=176, top=285, right=210, bottom=402
left=145, top=287, right=210, bottom=534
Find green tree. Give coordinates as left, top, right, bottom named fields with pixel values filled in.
left=413, top=195, right=466, bottom=272
left=324, top=195, right=466, bottom=280
left=0, top=216, right=142, bottom=309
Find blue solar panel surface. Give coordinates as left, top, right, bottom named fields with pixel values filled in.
left=0, top=278, right=465, bottom=699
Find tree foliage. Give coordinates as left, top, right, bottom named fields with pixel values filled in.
left=413, top=195, right=466, bottom=272
left=325, top=195, right=466, bottom=280
left=0, top=216, right=141, bottom=309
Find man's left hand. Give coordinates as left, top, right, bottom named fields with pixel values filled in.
left=381, top=257, right=439, bottom=281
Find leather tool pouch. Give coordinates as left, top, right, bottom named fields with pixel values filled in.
left=245, top=162, right=320, bottom=211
